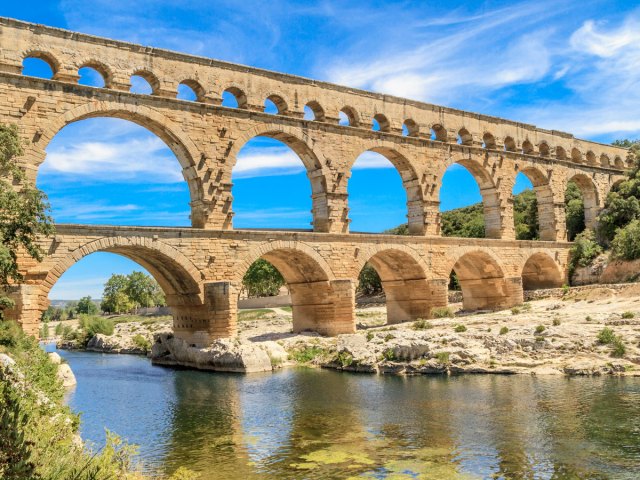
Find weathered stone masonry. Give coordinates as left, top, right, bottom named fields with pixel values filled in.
left=0, top=17, right=629, bottom=345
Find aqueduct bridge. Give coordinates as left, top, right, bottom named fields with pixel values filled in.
left=1, top=17, right=629, bottom=345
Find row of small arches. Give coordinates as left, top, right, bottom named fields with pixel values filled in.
left=22, top=52, right=626, bottom=170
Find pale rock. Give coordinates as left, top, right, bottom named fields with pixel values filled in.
left=47, top=352, right=62, bottom=364
left=57, top=363, right=77, bottom=388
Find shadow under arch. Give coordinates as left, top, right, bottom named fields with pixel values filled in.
left=236, top=241, right=354, bottom=335
left=361, top=247, right=439, bottom=324
left=34, top=236, right=205, bottom=337
left=521, top=252, right=564, bottom=290
left=228, top=125, right=332, bottom=232
left=348, top=145, right=425, bottom=235
left=517, top=166, right=556, bottom=241
left=32, top=101, right=207, bottom=227
left=448, top=250, right=513, bottom=311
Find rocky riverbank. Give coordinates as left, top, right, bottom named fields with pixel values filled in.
left=59, top=283, right=640, bottom=376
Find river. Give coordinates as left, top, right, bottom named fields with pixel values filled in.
left=48, top=347, right=640, bottom=479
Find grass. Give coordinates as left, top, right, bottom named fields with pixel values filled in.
left=621, top=311, right=635, bottom=319
left=366, top=331, right=374, bottom=342
left=335, top=351, right=354, bottom=367
left=454, top=324, right=467, bottom=333
left=132, top=334, right=151, bottom=353
left=412, top=319, right=433, bottom=330
left=289, top=345, right=328, bottom=363
left=553, top=318, right=561, bottom=326
left=435, top=351, right=450, bottom=364
left=535, top=325, right=546, bottom=334
left=238, top=309, right=273, bottom=322
left=432, top=307, right=454, bottom=319
left=383, top=333, right=395, bottom=342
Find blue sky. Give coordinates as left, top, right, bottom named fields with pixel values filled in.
left=5, top=0, right=640, bottom=299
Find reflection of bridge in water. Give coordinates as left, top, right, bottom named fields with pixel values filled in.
left=1, top=17, right=628, bottom=343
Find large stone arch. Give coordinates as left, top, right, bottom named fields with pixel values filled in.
left=25, top=236, right=205, bottom=340
left=566, top=173, right=600, bottom=231
left=226, top=124, right=335, bottom=232
left=521, top=252, right=564, bottom=290
left=235, top=241, right=353, bottom=335
left=346, top=143, right=426, bottom=235
left=25, top=100, right=207, bottom=226
left=447, top=249, right=520, bottom=311
left=358, top=246, right=443, bottom=323
left=516, top=165, right=557, bottom=241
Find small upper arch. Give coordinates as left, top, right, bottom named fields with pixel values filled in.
left=521, top=140, right=534, bottom=154
left=571, top=147, right=583, bottom=163
left=372, top=113, right=390, bottom=132
left=130, top=69, right=160, bottom=95
left=556, top=146, right=567, bottom=160
left=483, top=132, right=496, bottom=149
left=76, top=59, right=112, bottom=88
left=178, top=79, right=206, bottom=102
left=503, top=136, right=516, bottom=152
left=339, top=106, right=359, bottom=127
left=402, top=119, right=419, bottom=137
left=430, top=123, right=447, bottom=142
left=22, top=50, right=60, bottom=78
left=586, top=150, right=597, bottom=165
left=221, top=85, right=248, bottom=108
left=538, top=141, right=550, bottom=156
left=614, top=156, right=625, bottom=169
left=264, top=93, right=289, bottom=115
left=304, top=100, right=325, bottom=121
left=600, top=154, right=611, bottom=167
left=457, top=128, right=473, bottom=145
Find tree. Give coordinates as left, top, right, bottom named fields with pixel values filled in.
left=101, top=274, right=133, bottom=314
left=242, top=259, right=285, bottom=297
left=0, top=123, right=54, bottom=321
left=76, top=296, right=98, bottom=315
left=565, top=181, right=585, bottom=241
left=513, top=189, right=539, bottom=240
left=357, top=263, right=382, bottom=295
left=125, top=271, right=165, bottom=310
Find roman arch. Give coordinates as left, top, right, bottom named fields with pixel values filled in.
left=0, top=17, right=630, bottom=344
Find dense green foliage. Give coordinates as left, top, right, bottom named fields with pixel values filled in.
left=357, top=263, right=382, bottom=294
left=101, top=271, right=165, bottom=313
left=0, top=124, right=54, bottom=320
left=76, top=295, right=99, bottom=315
left=565, top=182, right=586, bottom=241
left=242, top=258, right=285, bottom=297
left=441, top=203, right=486, bottom=238
left=610, top=219, right=640, bottom=261
left=568, top=230, right=603, bottom=277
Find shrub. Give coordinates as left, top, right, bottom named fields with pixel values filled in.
left=585, top=316, right=593, bottom=322
left=621, top=311, right=635, bottom=319
left=499, top=326, right=509, bottom=335
left=132, top=334, right=151, bottom=352
left=289, top=346, right=327, bottom=363
left=568, top=230, right=603, bottom=278
left=336, top=351, right=354, bottom=367
left=454, top=324, right=467, bottom=333
left=611, top=220, right=640, bottom=260
left=611, top=337, right=626, bottom=358
left=366, top=331, right=374, bottom=342
left=384, top=333, right=395, bottom=342
left=412, top=319, right=433, bottom=330
left=535, top=336, right=545, bottom=343
left=382, top=348, right=396, bottom=361
left=597, top=327, right=616, bottom=345
left=511, top=307, right=521, bottom=315
left=535, top=325, right=546, bottom=334
left=562, top=284, right=570, bottom=295
left=85, top=317, right=114, bottom=338
left=435, top=352, right=450, bottom=364
left=54, top=323, right=63, bottom=336
left=432, top=307, right=454, bottom=319
left=552, top=318, right=561, bottom=326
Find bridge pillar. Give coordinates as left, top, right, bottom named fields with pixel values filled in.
left=458, top=276, right=523, bottom=311
left=2, top=284, right=43, bottom=337
left=289, top=279, right=355, bottom=335
left=383, top=278, right=448, bottom=324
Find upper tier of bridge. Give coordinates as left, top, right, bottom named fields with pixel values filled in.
left=0, top=16, right=628, bottom=165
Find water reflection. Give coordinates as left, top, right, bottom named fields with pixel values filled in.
left=55, top=348, right=640, bottom=479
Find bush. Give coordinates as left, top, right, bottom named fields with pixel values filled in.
left=499, top=326, right=509, bottom=335
left=435, top=351, right=450, bottom=364
left=611, top=336, right=626, bottom=357
left=568, top=230, right=603, bottom=278
left=85, top=317, right=114, bottom=338
left=611, top=220, right=640, bottom=260
left=553, top=318, right=561, bottom=326
left=535, top=325, right=546, bottom=334
left=132, top=334, right=151, bottom=352
left=54, top=323, right=63, bottom=336
left=412, top=319, right=433, bottom=330
left=289, top=346, right=327, bottom=363
left=366, top=331, right=374, bottom=342
left=432, top=307, right=454, bottom=319
left=622, top=311, right=635, bottom=319
left=511, top=307, right=521, bottom=315
left=454, top=324, right=467, bottom=333
left=597, top=327, right=616, bottom=345
left=336, top=351, right=354, bottom=367
left=382, top=348, right=396, bottom=361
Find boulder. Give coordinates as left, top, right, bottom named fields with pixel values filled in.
left=57, top=363, right=77, bottom=388
left=47, top=352, right=62, bottom=364
left=151, top=334, right=273, bottom=373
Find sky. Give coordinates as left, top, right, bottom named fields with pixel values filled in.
left=4, top=0, right=639, bottom=299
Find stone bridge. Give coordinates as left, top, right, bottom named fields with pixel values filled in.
left=0, top=17, right=628, bottom=344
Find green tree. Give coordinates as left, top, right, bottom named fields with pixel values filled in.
left=101, top=274, right=133, bottom=314
left=76, top=296, right=98, bottom=315
left=565, top=181, right=586, bottom=241
left=242, top=259, right=285, bottom=297
left=611, top=219, right=640, bottom=261
left=357, top=263, right=382, bottom=295
left=0, top=123, right=54, bottom=321
left=125, top=271, right=165, bottom=310
left=513, top=189, right=539, bottom=240
left=568, top=229, right=603, bottom=278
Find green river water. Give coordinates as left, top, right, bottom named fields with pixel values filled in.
left=50, top=347, right=640, bottom=479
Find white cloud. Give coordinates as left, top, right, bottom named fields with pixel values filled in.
left=233, top=147, right=305, bottom=178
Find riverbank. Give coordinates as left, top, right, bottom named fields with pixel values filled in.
left=56, top=283, right=640, bottom=376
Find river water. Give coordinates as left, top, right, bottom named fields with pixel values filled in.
left=49, top=347, right=640, bottom=479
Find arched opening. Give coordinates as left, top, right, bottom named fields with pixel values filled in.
left=513, top=167, right=555, bottom=241
left=450, top=251, right=509, bottom=311
left=600, top=154, right=610, bottom=168
left=566, top=175, right=598, bottom=239
left=556, top=146, right=567, bottom=160
left=231, top=134, right=319, bottom=230
left=457, top=128, right=473, bottom=145
left=78, top=65, right=107, bottom=88
left=304, top=101, right=324, bottom=121
left=521, top=253, right=563, bottom=290
left=614, top=156, right=625, bottom=169
left=440, top=160, right=500, bottom=238
left=571, top=148, right=583, bottom=164
left=431, top=124, right=447, bottom=142
left=264, top=95, right=288, bottom=115
left=372, top=113, right=390, bottom=132
left=504, top=136, right=516, bottom=152
left=38, top=117, right=192, bottom=227
left=586, top=151, right=597, bottom=165
left=239, top=247, right=352, bottom=335
left=538, top=142, right=550, bottom=156
left=522, top=140, right=534, bottom=155
left=339, top=106, right=358, bottom=127
left=177, top=80, right=204, bottom=102
left=348, top=149, right=413, bottom=233
left=221, top=87, right=247, bottom=108
left=360, top=249, right=434, bottom=324
left=402, top=119, right=418, bottom=137
left=22, top=53, right=56, bottom=79
left=483, top=133, right=496, bottom=149
left=130, top=71, right=158, bottom=95
left=39, top=240, right=205, bottom=345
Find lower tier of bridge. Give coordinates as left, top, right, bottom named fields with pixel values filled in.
left=8, top=224, right=571, bottom=345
